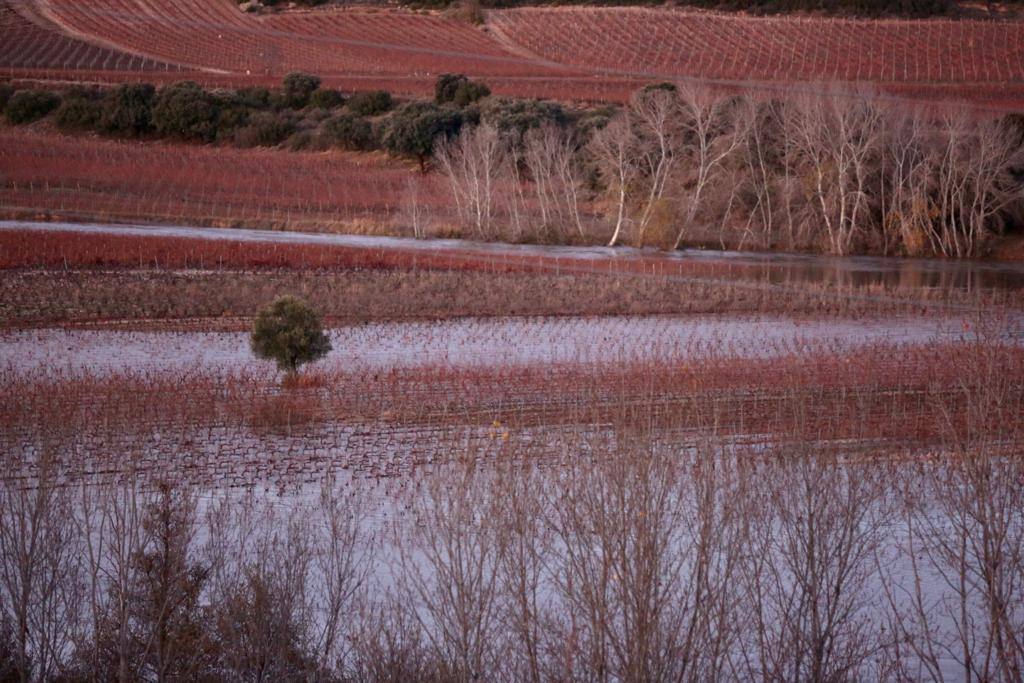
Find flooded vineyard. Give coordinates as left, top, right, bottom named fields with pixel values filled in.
left=1, top=223, right=1022, bottom=682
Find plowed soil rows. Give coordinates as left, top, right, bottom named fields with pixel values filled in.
left=2, top=0, right=1022, bottom=106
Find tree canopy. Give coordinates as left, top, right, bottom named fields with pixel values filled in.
left=250, top=296, right=332, bottom=373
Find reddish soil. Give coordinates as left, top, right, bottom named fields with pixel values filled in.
left=2, top=0, right=1023, bottom=107
left=0, top=126, right=456, bottom=232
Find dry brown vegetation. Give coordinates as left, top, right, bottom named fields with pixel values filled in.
left=7, top=266, right=1011, bottom=330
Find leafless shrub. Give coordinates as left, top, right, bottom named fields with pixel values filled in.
left=435, top=124, right=508, bottom=240
left=738, top=448, right=894, bottom=681
left=0, top=455, right=81, bottom=682
left=881, top=329, right=1024, bottom=681
left=346, top=596, right=446, bottom=682
left=396, top=460, right=503, bottom=681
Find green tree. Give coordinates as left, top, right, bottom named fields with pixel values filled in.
left=452, top=80, right=490, bottom=107
left=251, top=296, right=332, bottom=373
left=435, top=73, right=490, bottom=107
left=309, top=88, right=344, bottom=110
left=479, top=97, right=566, bottom=143
left=152, top=81, right=220, bottom=142
left=435, top=73, right=468, bottom=104
left=54, top=88, right=103, bottom=131
left=0, top=84, right=14, bottom=111
left=232, top=111, right=296, bottom=148
left=3, top=89, right=60, bottom=124
left=282, top=72, right=321, bottom=109
left=100, top=83, right=155, bottom=137
left=382, top=101, right=463, bottom=170
left=347, top=90, right=393, bottom=117
left=324, top=113, right=377, bottom=151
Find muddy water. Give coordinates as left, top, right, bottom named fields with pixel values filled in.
left=5, top=220, right=1024, bottom=292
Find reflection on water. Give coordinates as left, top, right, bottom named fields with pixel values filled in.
left=677, top=249, right=1024, bottom=291
left=4, top=219, right=1023, bottom=292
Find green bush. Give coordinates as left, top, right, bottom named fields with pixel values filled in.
left=435, top=73, right=467, bottom=104
left=285, top=129, right=332, bottom=151
left=639, top=81, right=678, bottom=96
left=54, top=92, right=103, bottom=131
left=346, top=90, right=393, bottom=117
left=323, top=113, right=377, bottom=151
left=480, top=97, right=566, bottom=139
left=309, top=88, right=344, bottom=110
left=453, top=81, right=490, bottom=107
left=233, top=87, right=272, bottom=110
left=0, top=84, right=14, bottom=112
left=233, top=111, right=296, bottom=148
left=382, top=101, right=463, bottom=169
left=282, top=72, right=321, bottom=109
left=435, top=73, right=490, bottom=107
left=250, top=296, right=332, bottom=373
left=100, top=83, right=155, bottom=137
left=153, top=81, right=220, bottom=142
left=411, top=0, right=950, bottom=15
left=214, top=105, right=252, bottom=142
left=4, top=89, right=61, bottom=125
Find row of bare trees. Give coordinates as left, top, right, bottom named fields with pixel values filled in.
left=433, top=85, right=1024, bottom=256
left=435, top=123, right=588, bottom=244
left=1, top=439, right=1020, bottom=681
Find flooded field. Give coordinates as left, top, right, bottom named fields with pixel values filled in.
left=1, top=313, right=990, bottom=376
left=1, top=221, right=1022, bottom=681
left=7, top=219, right=1024, bottom=293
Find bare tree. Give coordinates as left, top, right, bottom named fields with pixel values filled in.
left=673, top=86, right=752, bottom=250
left=931, top=110, right=1024, bottom=257
left=435, top=123, right=508, bottom=240
left=397, top=461, right=503, bottom=681
left=881, top=333, right=1024, bottom=681
left=203, top=493, right=317, bottom=681
left=310, top=478, right=373, bottom=673
left=0, top=457, right=81, bottom=682
left=491, top=459, right=550, bottom=683
left=589, top=114, right=643, bottom=247
left=879, top=105, right=933, bottom=256
left=783, top=92, right=883, bottom=255
left=129, top=482, right=211, bottom=682
left=523, top=124, right=589, bottom=241
left=630, top=87, right=682, bottom=246
left=546, top=441, right=697, bottom=681
left=76, top=470, right=151, bottom=682
left=399, top=176, right=429, bottom=239
left=738, top=450, right=892, bottom=681
left=739, top=100, right=788, bottom=250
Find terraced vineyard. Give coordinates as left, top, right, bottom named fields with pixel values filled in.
left=0, top=127, right=456, bottom=231
left=2, top=0, right=1023, bottom=105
